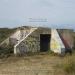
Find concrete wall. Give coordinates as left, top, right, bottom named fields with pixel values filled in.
left=0, top=38, right=10, bottom=46
left=9, top=29, right=31, bottom=45
left=50, top=29, right=65, bottom=54
left=15, top=28, right=51, bottom=54
left=58, top=29, right=74, bottom=49
left=15, top=28, right=74, bottom=55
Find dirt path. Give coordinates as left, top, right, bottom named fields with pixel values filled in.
left=0, top=54, right=63, bottom=75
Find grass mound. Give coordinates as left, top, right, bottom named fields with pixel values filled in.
left=0, top=28, right=16, bottom=43
left=0, top=45, right=13, bottom=58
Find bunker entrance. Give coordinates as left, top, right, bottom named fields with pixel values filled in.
left=40, top=34, right=51, bottom=52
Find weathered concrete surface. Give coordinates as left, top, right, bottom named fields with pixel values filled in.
left=9, top=28, right=31, bottom=45
left=15, top=28, right=74, bottom=55
left=15, top=27, right=51, bottom=54
left=50, top=29, right=65, bottom=54
left=58, top=29, right=74, bottom=49
left=0, top=38, right=10, bottom=46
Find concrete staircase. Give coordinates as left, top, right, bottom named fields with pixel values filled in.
left=14, top=27, right=38, bottom=54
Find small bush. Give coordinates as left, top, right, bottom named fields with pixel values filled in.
left=55, top=55, right=75, bottom=75
left=0, top=44, right=13, bottom=58
left=63, top=61, right=75, bottom=74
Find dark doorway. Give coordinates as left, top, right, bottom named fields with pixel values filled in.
left=40, top=34, right=51, bottom=52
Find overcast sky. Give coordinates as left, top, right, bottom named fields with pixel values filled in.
left=0, top=0, right=75, bottom=29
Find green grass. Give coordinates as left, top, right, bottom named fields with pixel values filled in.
left=0, top=28, right=16, bottom=43
left=54, top=51, right=75, bottom=75
left=63, top=61, right=75, bottom=74
left=0, top=44, right=13, bottom=58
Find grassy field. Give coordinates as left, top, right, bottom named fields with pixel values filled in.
left=0, top=52, right=75, bottom=75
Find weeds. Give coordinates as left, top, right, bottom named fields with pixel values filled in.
left=62, top=60, right=75, bottom=74
left=0, top=44, right=13, bottom=58
left=54, top=52, right=75, bottom=75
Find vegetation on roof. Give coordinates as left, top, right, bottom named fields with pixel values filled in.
left=0, top=28, right=16, bottom=43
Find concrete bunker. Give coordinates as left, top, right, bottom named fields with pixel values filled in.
left=12, top=27, right=74, bottom=55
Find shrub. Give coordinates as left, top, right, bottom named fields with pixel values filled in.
left=54, top=54, right=75, bottom=75
left=0, top=44, right=13, bottom=58
left=63, top=61, right=75, bottom=74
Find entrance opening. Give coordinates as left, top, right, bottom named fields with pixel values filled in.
left=40, top=34, right=51, bottom=52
